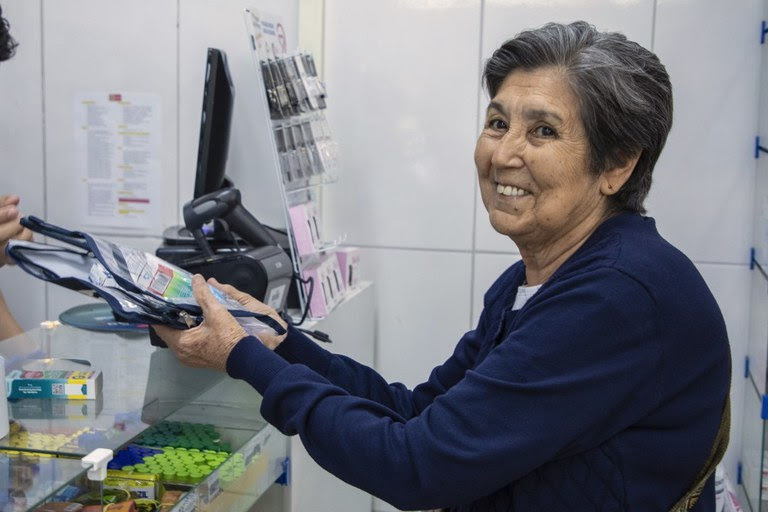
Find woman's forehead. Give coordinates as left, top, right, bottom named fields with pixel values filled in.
left=494, top=67, right=572, bottom=100
left=490, top=67, right=578, bottom=119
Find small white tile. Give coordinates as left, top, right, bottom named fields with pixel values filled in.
left=695, top=263, right=751, bottom=483
left=323, top=0, right=481, bottom=251
left=359, top=248, right=473, bottom=388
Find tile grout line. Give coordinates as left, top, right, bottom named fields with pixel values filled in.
left=40, top=0, right=50, bottom=320
left=469, top=0, right=486, bottom=330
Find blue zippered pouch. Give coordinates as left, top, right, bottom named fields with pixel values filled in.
left=6, top=216, right=286, bottom=337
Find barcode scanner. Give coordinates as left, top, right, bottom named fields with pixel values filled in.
left=182, top=187, right=277, bottom=258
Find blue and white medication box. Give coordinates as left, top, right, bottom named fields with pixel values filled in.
left=6, top=368, right=102, bottom=400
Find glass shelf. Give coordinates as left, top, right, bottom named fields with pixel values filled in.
left=0, top=324, right=286, bottom=511
left=0, top=325, right=224, bottom=458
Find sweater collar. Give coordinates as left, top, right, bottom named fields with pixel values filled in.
left=519, top=211, right=651, bottom=288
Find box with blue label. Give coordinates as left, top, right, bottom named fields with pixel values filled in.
left=5, top=361, right=102, bottom=400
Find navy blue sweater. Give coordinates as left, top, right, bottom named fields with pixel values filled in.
left=227, top=213, right=730, bottom=511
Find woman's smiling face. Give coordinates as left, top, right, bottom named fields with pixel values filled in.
left=475, top=66, right=612, bottom=252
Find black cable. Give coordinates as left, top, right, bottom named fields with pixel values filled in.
left=289, top=273, right=313, bottom=326
left=192, top=228, right=214, bottom=258
left=218, top=219, right=244, bottom=253
left=280, top=273, right=333, bottom=343
left=298, top=328, right=332, bottom=343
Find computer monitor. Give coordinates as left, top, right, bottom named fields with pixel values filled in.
left=194, top=48, right=234, bottom=199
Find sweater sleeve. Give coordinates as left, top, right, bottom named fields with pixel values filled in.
left=230, top=268, right=661, bottom=510
left=234, top=316, right=487, bottom=419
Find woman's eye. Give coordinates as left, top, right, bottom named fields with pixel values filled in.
left=487, top=118, right=507, bottom=131
left=533, top=125, right=556, bottom=137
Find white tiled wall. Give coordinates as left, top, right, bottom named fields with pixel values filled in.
left=358, top=248, right=474, bottom=387
left=323, top=0, right=481, bottom=252
left=321, top=1, right=759, bottom=509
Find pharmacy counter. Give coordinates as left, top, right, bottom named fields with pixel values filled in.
left=0, top=320, right=286, bottom=511
left=0, top=281, right=376, bottom=512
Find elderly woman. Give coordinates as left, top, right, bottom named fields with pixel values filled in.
left=155, top=21, right=730, bottom=511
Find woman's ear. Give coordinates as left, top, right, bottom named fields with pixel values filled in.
left=600, top=152, right=641, bottom=196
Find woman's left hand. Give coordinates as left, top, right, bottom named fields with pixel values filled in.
left=152, top=274, right=247, bottom=372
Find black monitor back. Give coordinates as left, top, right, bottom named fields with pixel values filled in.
left=194, top=48, right=234, bottom=199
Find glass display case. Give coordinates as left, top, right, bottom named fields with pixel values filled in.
left=0, top=452, right=90, bottom=512
left=0, top=323, right=287, bottom=511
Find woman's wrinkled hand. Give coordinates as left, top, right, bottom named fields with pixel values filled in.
left=0, top=195, right=33, bottom=268
left=207, top=277, right=288, bottom=350
left=152, top=274, right=248, bottom=372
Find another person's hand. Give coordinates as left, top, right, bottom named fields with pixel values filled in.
left=0, top=195, right=33, bottom=267
left=206, top=276, right=288, bottom=350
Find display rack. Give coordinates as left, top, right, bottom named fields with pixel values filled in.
left=243, top=8, right=360, bottom=321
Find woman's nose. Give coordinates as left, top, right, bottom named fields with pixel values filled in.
left=491, top=131, right=525, bottom=168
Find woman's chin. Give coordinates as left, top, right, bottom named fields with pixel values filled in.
left=488, top=211, right=526, bottom=240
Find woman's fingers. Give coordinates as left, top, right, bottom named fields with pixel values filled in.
left=206, top=278, right=277, bottom=317
left=16, top=227, right=32, bottom=243
left=208, top=277, right=251, bottom=305
left=191, top=274, right=225, bottom=314
left=0, top=208, right=22, bottom=241
left=0, top=196, right=20, bottom=209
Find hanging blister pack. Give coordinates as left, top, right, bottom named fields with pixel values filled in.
left=5, top=216, right=286, bottom=342
left=260, top=49, right=339, bottom=195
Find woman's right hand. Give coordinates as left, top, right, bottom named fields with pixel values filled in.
left=207, top=277, right=288, bottom=350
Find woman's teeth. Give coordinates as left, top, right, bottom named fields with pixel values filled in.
left=496, top=183, right=528, bottom=197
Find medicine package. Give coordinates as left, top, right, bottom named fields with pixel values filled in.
left=5, top=216, right=285, bottom=337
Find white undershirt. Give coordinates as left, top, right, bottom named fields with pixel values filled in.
left=512, top=283, right=543, bottom=311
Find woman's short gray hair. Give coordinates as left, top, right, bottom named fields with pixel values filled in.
left=483, top=21, right=673, bottom=214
